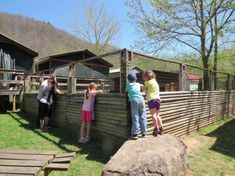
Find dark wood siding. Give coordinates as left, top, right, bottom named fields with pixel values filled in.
left=0, top=43, right=34, bottom=73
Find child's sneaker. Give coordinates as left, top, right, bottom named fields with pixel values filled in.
left=131, top=134, right=138, bottom=140
left=85, top=136, right=90, bottom=142
left=41, top=126, right=48, bottom=132
left=152, top=127, right=158, bottom=137
left=45, top=125, right=52, bottom=129
left=158, top=126, right=164, bottom=135
left=141, top=133, right=146, bottom=138
left=79, top=138, right=86, bottom=143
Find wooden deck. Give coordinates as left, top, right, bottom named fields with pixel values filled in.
left=0, top=150, right=75, bottom=176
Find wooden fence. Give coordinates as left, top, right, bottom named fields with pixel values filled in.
left=147, top=90, right=235, bottom=136
left=22, top=93, right=129, bottom=154
left=22, top=90, right=235, bottom=153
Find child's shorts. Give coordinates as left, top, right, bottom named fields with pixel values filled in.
left=81, top=110, right=92, bottom=122
left=38, top=102, right=49, bottom=119
left=148, top=99, right=161, bottom=110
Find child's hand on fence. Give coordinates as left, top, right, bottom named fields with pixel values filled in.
left=140, top=84, right=146, bottom=96
left=98, top=90, right=103, bottom=94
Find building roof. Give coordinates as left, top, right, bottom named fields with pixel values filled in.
left=37, top=49, right=112, bottom=67
left=0, top=33, right=38, bottom=57
left=187, top=73, right=200, bottom=82
left=36, top=49, right=113, bottom=72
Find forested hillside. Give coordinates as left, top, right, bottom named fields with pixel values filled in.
left=0, top=12, right=89, bottom=58
left=0, top=12, right=234, bottom=74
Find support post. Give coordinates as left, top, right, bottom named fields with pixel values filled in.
left=40, top=73, right=44, bottom=84
left=119, top=49, right=133, bottom=93
left=178, top=64, right=186, bottom=91
left=232, top=75, right=235, bottom=90
left=24, top=75, right=30, bottom=93
left=12, top=94, right=16, bottom=112
left=226, top=74, right=231, bottom=90
left=68, top=64, right=76, bottom=93
left=209, top=70, right=214, bottom=91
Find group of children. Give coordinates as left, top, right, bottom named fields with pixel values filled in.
left=78, top=70, right=163, bottom=143
left=125, top=70, right=163, bottom=139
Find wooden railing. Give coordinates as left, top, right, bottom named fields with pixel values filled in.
left=0, top=69, right=26, bottom=111
left=0, top=69, right=25, bottom=95
left=24, top=74, right=110, bottom=93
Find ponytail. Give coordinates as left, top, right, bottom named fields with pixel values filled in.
left=86, top=87, right=90, bottom=99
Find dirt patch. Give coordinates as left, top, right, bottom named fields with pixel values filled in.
left=185, top=170, right=193, bottom=176
left=182, top=137, right=200, bottom=152
left=181, top=135, right=210, bottom=152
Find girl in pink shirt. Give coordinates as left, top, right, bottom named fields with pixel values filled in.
left=79, top=83, right=103, bottom=143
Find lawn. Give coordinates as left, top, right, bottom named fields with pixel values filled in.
left=1, top=112, right=234, bottom=176
left=0, top=112, right=109, bottom=176
left=183, top=118, right=235, bottom=176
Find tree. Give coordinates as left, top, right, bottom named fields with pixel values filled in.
left=71, top=3, right=120, bottom=54
left=211, top=0, right=235, bottom=89
left=126, top=0, right=235, bottom=90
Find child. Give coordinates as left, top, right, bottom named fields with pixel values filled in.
left=142, top=70, right=163, bottom=136
left=38, top=78, right=63, bottom=131
left=125, top=72, right=147, bottom=139
left=79, top=82, right=103, bottom=143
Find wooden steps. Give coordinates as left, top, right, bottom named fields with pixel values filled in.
left=0, top=150, right=76, bottom=176
left=45, top=152, right=76, bottom=173
left=46, top=163, right=70, bottom=171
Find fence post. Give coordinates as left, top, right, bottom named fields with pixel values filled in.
left=226, top=74, right=231, bottom=90
left=68, top=64, right=76, bottom=93
left=178, top=64, right=186, bottom=91
left=39, top=73, right=44, bottom=84
left=214, top=71, right=217, bottom=90
left=24, top=75, right=31, bottom=93
left=12, top=94, right=16, bottom=112
left=120, top=49, right=132, bottom=93
left=209, top=70, right=214, bottom=91
left=232, top=75, right=235, bottom=90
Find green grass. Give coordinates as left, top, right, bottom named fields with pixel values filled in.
left=1, top=112, right=235, bottom=176
left=0, top=112, right=109, bottom=176
left=183, top=118, right=235, bottom=176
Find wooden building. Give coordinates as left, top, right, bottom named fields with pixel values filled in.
left=0, top=33, right=38, bottom=73
left=109, top=66, right=178, bottom=92
left=185, top=73, right=200, bottom=91
left=0, top=33, right=38, bottom=112
left=35, top=49, right=113, bottom=92
left=35, top=49, right=112, bottom=78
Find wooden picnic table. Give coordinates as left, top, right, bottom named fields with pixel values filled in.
left=0, top=150, right=75, bottom=176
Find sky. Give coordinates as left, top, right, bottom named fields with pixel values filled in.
left=0, top=0, right=136, bottom=49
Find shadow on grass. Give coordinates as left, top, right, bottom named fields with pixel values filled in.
left=205, top=119, right=235, bottom=158
left=8, top=112, right=110, bottom=164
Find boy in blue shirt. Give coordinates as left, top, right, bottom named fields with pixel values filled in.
left=125, top=72, right=147, bottom=139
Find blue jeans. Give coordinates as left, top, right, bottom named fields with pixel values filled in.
left=130, top=98, right=147, bottom=136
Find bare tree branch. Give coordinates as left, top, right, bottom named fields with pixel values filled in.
left=71, top=3, right=120, bottom=54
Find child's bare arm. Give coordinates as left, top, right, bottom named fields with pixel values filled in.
left=55, top=87, right=64, bottom=94
left=91, top=90, right=103, bottom=95
left=140, top=84, right=146, bottom=95
left=96, top=90, right=103, bottom=94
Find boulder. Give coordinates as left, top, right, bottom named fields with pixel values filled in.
left=102, top=134, right=187, bottom=176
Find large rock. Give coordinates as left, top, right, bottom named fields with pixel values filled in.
left=102, top=134, right=187, bottom=176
